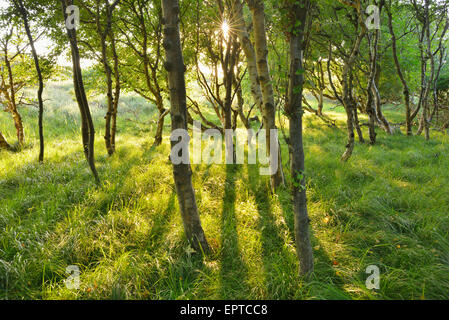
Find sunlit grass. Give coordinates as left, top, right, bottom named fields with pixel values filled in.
left=1, top=84, right=449, bottom=300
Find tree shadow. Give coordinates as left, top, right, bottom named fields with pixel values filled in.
left=276, top=176, right=350, bottom=299
left=142, top=192, right=210, bottom=300
left=146, top=244, right=208, bottom=300
left=145, top=191, right=177, bottom=252
left=247, top=164, right=299, bottom=298
left=219, top=164, right=250, bottom=299
left=0, top=143, right=160, bottom=299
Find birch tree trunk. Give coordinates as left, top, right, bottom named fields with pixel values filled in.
left=420, top=0, right=447, bottom=140
left=110, top=26, right=120, bottom=152
left=365, top=50, right=377, bottom=144
left=162, top=0, right=209, bottom=253
left=2, top=45, right=24, bottom=146
left=234, top=0, right=263, bottom=113
left=386, top=2, right=412, bottom=135
left=340, top=3, right=366, bottom=162
left=284, top=0, right=314, bottom=277
left=13, top=0, right=44, bottom=161
left=92, top=0, right=120, bottom=156
left=350, top=71, right=365, bottom=143
left=62, top=0, right=100, bottom=184
left=373, top=63, right=393, bottom=134
left=247, top=0, right=285, bottom=191
left=99, top=6, right=114, bottom=156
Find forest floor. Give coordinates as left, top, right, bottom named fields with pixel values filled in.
left=1, top=82, right=449, bottom=300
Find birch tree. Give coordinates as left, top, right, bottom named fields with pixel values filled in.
left=283, top=0, right=314, bottom=277
left=247, top=0, right=285, bottom=190
left=61, top=0, right=100, bottom=183
left=162, top=0, right=210, bottom=252
left=12, top=0, right=45, bottom=161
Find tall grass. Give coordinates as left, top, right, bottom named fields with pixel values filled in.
left=1, top=83, right=449, bottom=300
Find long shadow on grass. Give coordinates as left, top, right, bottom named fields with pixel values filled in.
left=247, top=164, right=300, bottom=298
left=0, top=144, right=157, bottom=299
left=153, top=246, right=208, bottom=300
left=276, top=167, right=360, bottom=299
left=141, top=190, right=207, bottom=300
left=0, top=148, right=107, bottom=222
left=146, top=192, right=210, bottom=300
left=145, top=191, right=177, bottom=252
left=0, top=149, right=108, bottom=298
left=219, top=164, right=250, bottom=299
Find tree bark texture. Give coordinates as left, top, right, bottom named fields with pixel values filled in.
left=162, top=0, right=210, bottom=252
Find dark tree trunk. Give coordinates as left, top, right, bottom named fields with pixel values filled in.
left=386, top=3, right=412, bottom=135
left=423, top=3, right=433, bottom=141
left=349, top=71, right=364, bottom=143
left=341, top=20, right=365, bottom=162
left=3, top=49, right=24, bottom=146
left=222, top=32, right=239, bottom=163
left=284, top=0, right=314, bottom=277
left=429, top=23, right=448, bottom=128
left=324, top=6, right=365, bottom=162
left=365, top=31, right=377, bottom=145
left=353, top=107, right=365, bottom=143
left=235, top=76, right=251, bottom=129
left=366, top=91, right=377, bottom=144
left=413, top=26, right=427, bottom=131
left=341, top=102, right=356, bottom=162
left=154, top=99, right=168, bottom=147
left=14, top=0, right=44, bottom=161
left=366, top=28, right=382, bottom=144
left=162, top=0, right=209, bottom=252
left=61, top=0, right=100, bottom=184
left=418, top=0, right=448, bottom=140
left=234, top=0, right=263, bottom=114
left=110, top=27, right=120, bottom=151
left=373, top=63, right=393, bottom=134
left=93, top=0, right=120, bottom=156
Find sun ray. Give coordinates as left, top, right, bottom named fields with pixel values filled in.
left=222, top=20, right=231, bottom=38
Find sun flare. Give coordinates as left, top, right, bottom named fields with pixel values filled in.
left=221, top=20, right=230, bottom=37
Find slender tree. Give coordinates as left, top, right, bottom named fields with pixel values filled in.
left=284, top=0, right=314, bottom=277
left=234, top=0, right=263, bottom=114
left=0, top=27, right=25, bottom=146
left=79, top=0, right=121, bottom=156
left=413, top=0, right=448, bottom=140
left=61, top=0, right=100, bottom=183
left=386, top=0, right=412, bottom=135
left=247, top=0, right=285, bottom=190
left=339, top=0, right=367, bottom=162
left=369, top=1, right=393, bottom=136
left=118, top=0, right=168, bottom=147
left=12, top=0, right=45, bottom=162
left=161, top=0, right=209, bottom=252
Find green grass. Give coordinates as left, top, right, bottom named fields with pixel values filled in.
left=1, top=83, right=449, bottom=300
